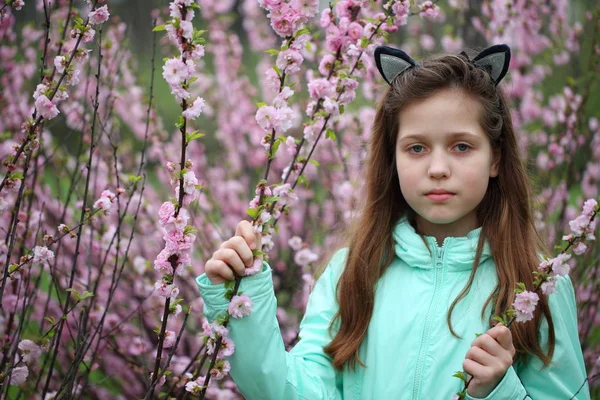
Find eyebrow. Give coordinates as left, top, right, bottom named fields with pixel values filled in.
left=398, top=132, right=481, bottom=142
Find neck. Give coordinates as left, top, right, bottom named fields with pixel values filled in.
left=413, top=214, right=480, bottom=246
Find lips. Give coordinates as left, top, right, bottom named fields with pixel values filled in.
left=426, top=189, right=454, bottom=195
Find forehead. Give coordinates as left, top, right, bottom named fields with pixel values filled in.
left=397, top=88, right=486, bottom=140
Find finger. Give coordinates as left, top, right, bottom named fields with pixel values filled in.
left=465, top=345, right=496, bottom=367
left=472, top=333, right=505, bottom=358
left=206, top=259, right=235, bottom=283
left=221, top=236, right=254, bottom=267
left=462, top=358, right=485, bottom=379
left=214, top=248, right=246, bottom=276
left=235, top=220, right=261, bottom=250
left=488, top=325, right=514, bottom=353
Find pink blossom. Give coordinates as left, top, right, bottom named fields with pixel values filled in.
left=270, top=13, right=297, bottom=37
left=273, top=86, right=294, bottom=108
left=18, top=340, right=42, bottom=365
left=441, top=35, right=464, bottom=53
left=550, top=253, right=572, bottom=276
left=64, top=68, right=80, bottom=86
left=323, top=97, right=339, bottom=116
left=35, top=95, right=60, bottom=120
left=32, top=246, right=54, bottom=263
left=318, top=54, right=336, bottom=75
left=185, top=380, right=202, bottom=394
left=128, top=336, right=147, bottom=356
left=154, top=249, right=174, bottom=274
left=33, top=83, right=48, bottom=100
left=294, top=248, right=318, bottom=266
left=419, top=1, right=442, bottom=21
left=573, top=242, right=588, bottom=255
left=392, top=1, right=410, bottom=26
left=81, top=27, right=95, bottom=43
left=209, top=360, right=230, bottom=380
left=93, top=196, right=112, bottom=212
left=273, top=183, right=297, bottom=206
left=54, top=56, right=67, bottom=73
left=154, top=281, right=179, bottom=299
left=256, top=105, right=278, bottom=131
left=288, top=236, right=303, bottom=251
left=10, top=366, right=28, bottom=385
left=158, top=202, right=175, bottom=226
left=541, top=276, right=558, bottom=295
left=307, top=78, right=335, bottom=99
left=163, top=58, right=191, bottom=86
left=582, top=198, right=597, bottom=216
left=276, top=48, right=303, bottom=74
left=182, top=97, right=206, bottom=120
left=320, top=8, right=332, bottom=28
left=513, top=290, right=539, bottom=323
left=291, top=0, right=318, bottom=18
left=163, top=330, right=177, bottom=348
left=89, top=5, right=110, bottom=24
left=180, top=20, right=193, bottom=40
left=228, top=294, right=253, bottom=318
left=347, top=22, right=363, bottom=40
left=13, top=0, right=25, bottom=10
left=244, top=258, right=263, bottom=276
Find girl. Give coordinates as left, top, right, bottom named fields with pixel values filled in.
left=197, top=45, right=590, bottom=399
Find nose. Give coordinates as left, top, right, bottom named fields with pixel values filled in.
left=427, top=153, right=451, bottom=179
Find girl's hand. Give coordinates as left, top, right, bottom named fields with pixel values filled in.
left=204, top=220, right=262, bottom=285
left=463, top=323, right=516, bottom=398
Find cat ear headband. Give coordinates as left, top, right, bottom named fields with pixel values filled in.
left=374, top=44, right=511, bottom=86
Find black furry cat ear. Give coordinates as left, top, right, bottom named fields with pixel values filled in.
left=471, top=44, right=511, bottom=86
left=374, top=46, right=418, bottom=85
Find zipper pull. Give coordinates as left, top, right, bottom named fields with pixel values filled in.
left=436, top=246, right=443, bottom=267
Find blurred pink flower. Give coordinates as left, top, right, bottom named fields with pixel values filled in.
left=228, top=294, right=253, bottom=318
left=513, top=291, right=539, bottom=323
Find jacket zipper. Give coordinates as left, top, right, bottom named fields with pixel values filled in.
left=412, top=240, right=446, bottom=399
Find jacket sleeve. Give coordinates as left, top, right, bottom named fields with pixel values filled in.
left=465, top=275, right=591, bottom=400
left=195, top=249, right=347, bottom=400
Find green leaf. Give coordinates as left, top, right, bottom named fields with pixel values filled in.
left=452, top=371, right=467, bottom=382
left=128, top=174, right=143, bottom=184
left=265, top=49, right=279, bottom=56
left=360, top=36, right=369, bottom=48
left=295, top=28, right=310, bottom=37
left=186, top=130, right=205, bottom=143
left=66, top=288, right=80, bottom=300
left=515, top=282, right=526, bottom=293
left=325, top=129, right=337, bottom=141
left=339, top=104, right=345, bottom=114
left=474, top=333, right=483, bottom=337
left=256, top=102, right=267, bottom=108
left=80, top=291, right=94, bottom=300
left=9, top=171, right=24, bottom=180
left=310, top=159, right=320, bottom=167
left=246, top=208, right=259, bottom=220
left=8, top=264, right=19, bottom=273
left=297, top=175, right=309, bottom=187
left=152, top=24, right=166, bottom=32
left=44, top=316, right=56, bottom=325
left=273, top=65, right=281, bottom=76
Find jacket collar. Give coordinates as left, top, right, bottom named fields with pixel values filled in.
left=391, top=217, right=492, bottom=271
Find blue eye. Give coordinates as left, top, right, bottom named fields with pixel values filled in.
left=409, top=145, right=424, bottom=153
left=456, top=143, right=470, bottom=152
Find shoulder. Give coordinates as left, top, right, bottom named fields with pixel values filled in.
left=315, top=248, right=349, bottom=286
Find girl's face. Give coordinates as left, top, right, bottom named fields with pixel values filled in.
left=395, top=87, right=499, bottom=239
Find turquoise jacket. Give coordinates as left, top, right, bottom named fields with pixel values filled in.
left=196, top=218, right=590, bottom=399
